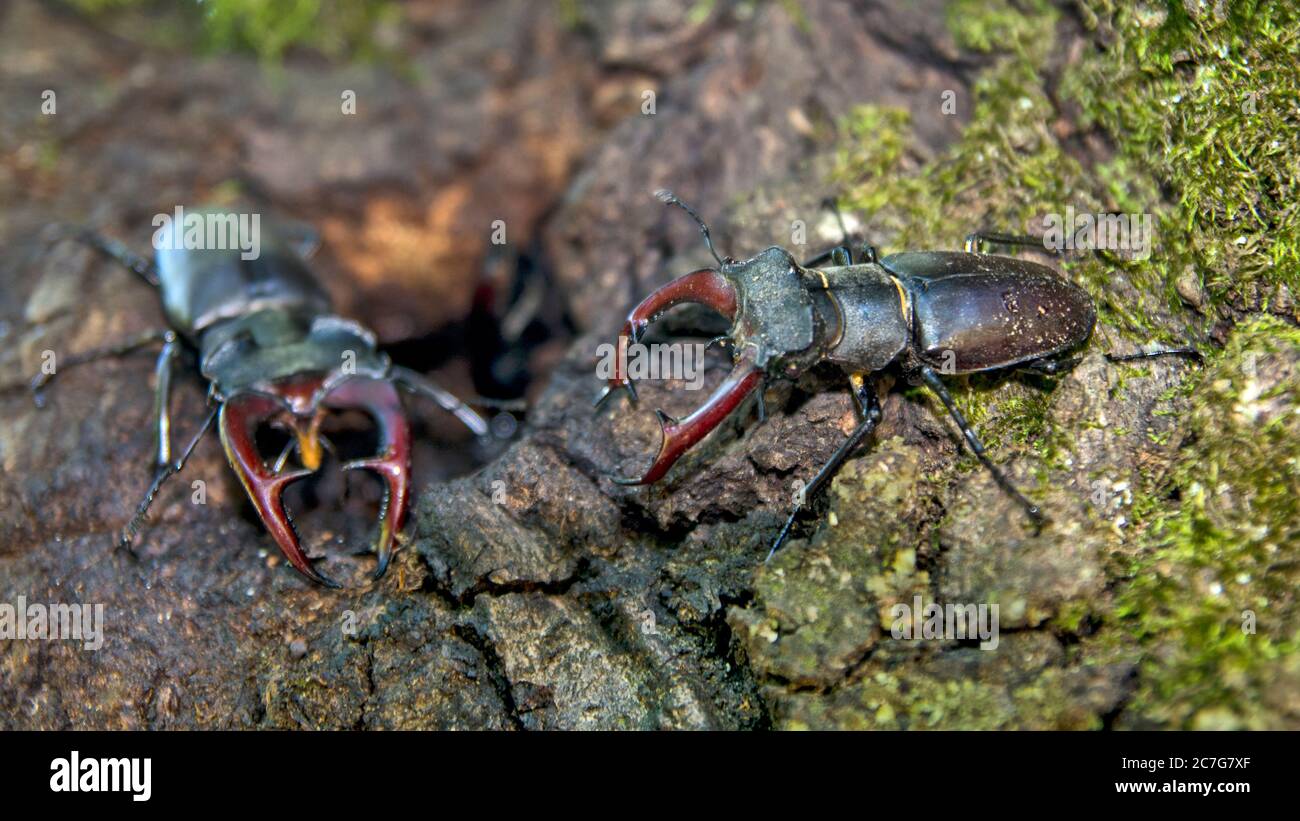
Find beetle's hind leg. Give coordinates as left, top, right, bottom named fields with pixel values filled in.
left=1015, top=354, right=1083, bottom=377
left=920, top=367, right=1043, bottom=530
left=766, top=374, right=881, bottom=562
left=1106, top=347, right=1203, bottom=364
left=1017, top=345, right=1202, bottom=379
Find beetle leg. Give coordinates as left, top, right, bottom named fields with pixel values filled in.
left=220, top=394, right=339, bottom=588
left=1015, top=354, right=1083, bottom=377
left=1018, top=346, right=1203, bottom=379
left=766, top=374, right=881, bottom=562
left=390, top=365, right=490, bottom=437
left=325, top=378, right=412, bottom=581
left=593, top=268, right=739, bottom=410
left=75, top=228, right=161, bottom=287
left=802, top=198, right=879, bottom=267
left=920, top=367, right=1043, bottom=529
left=119, top=336, right=210, bottom=550
left=612, top=348, right=762, bottom=486
left=121, top=408, right=217, bottom=553
left=29, top=329, right=172, bottom=407
left=1106, top=347, right=1203, bottom=364
left=963, top=231, right=1056, bottom=255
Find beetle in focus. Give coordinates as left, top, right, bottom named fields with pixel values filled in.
left=32, top=208, right=490, bottom=587
left=597, top=191, right=1192, bottom=559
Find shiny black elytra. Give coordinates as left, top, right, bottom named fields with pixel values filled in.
left=596, top=192, right=1196, bottom=560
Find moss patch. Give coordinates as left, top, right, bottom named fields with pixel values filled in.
left=67, top=0, right=401, bottom=63
left=1063, top=0, right=1300, bottom=310
left=1110, top=317, right=1300, bottom=729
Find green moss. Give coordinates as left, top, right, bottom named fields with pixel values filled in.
left=833, top=0, right=1069, bottom=256
left=831, top=58, right=1083, bottom=262
left=814, top=672, right=1022, bottom=730
left=1052, top=598, right=1095, bottom=635
left=203, top=0, right=398, bottom=63
left=947, top=0, right=1058, bottom=60
left=1112, top=317, right=1300, bottom=728
left=778, top=636, right=1120, bottom=730
left=66, top=0, right=400, bottom=63
left=1062, top=1, right=1300, bottom=306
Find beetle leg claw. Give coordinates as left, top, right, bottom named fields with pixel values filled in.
left=220, top=394, right=341, bottom=589
left=325, top=378, right=411, bottom=581
left=593, top=380, right=636, bottom=410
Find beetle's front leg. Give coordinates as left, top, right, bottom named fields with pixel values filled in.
left=919, top=367, right=1043, bottom=529
left=119, top=337, right=216, bottom=550
left=75, top=228, right=160, bottom=287
left=389, top=365, right=489, bottom=437
left=766, top=373, right=881, bottom=562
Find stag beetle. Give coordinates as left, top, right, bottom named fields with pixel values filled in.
left=31, top=208, right=491, bottom=587
left=596, top=191, right=1197, bottom=559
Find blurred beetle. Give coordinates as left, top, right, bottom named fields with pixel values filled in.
left=33, top=208, right=490, bottom=587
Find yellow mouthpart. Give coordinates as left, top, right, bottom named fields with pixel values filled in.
left=294, top=412, right=325, bottom=472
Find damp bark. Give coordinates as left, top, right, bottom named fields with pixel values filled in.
left=1, top=0, right=1296, bottom=729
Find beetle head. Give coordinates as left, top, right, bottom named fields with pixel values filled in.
left=595, top=191, right=843, bottom=485
left=217, top=371, right=412, bottom=588
left=597, top=245, right=831, bottom=486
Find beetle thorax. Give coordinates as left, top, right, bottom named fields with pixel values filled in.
left=199, top=309, right=391, bottom=402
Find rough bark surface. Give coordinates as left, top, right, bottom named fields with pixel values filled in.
left=2, top=0, right=1295, bottom=730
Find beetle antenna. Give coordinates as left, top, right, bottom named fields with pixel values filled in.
left=655, top=189, right=727, bottom=267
